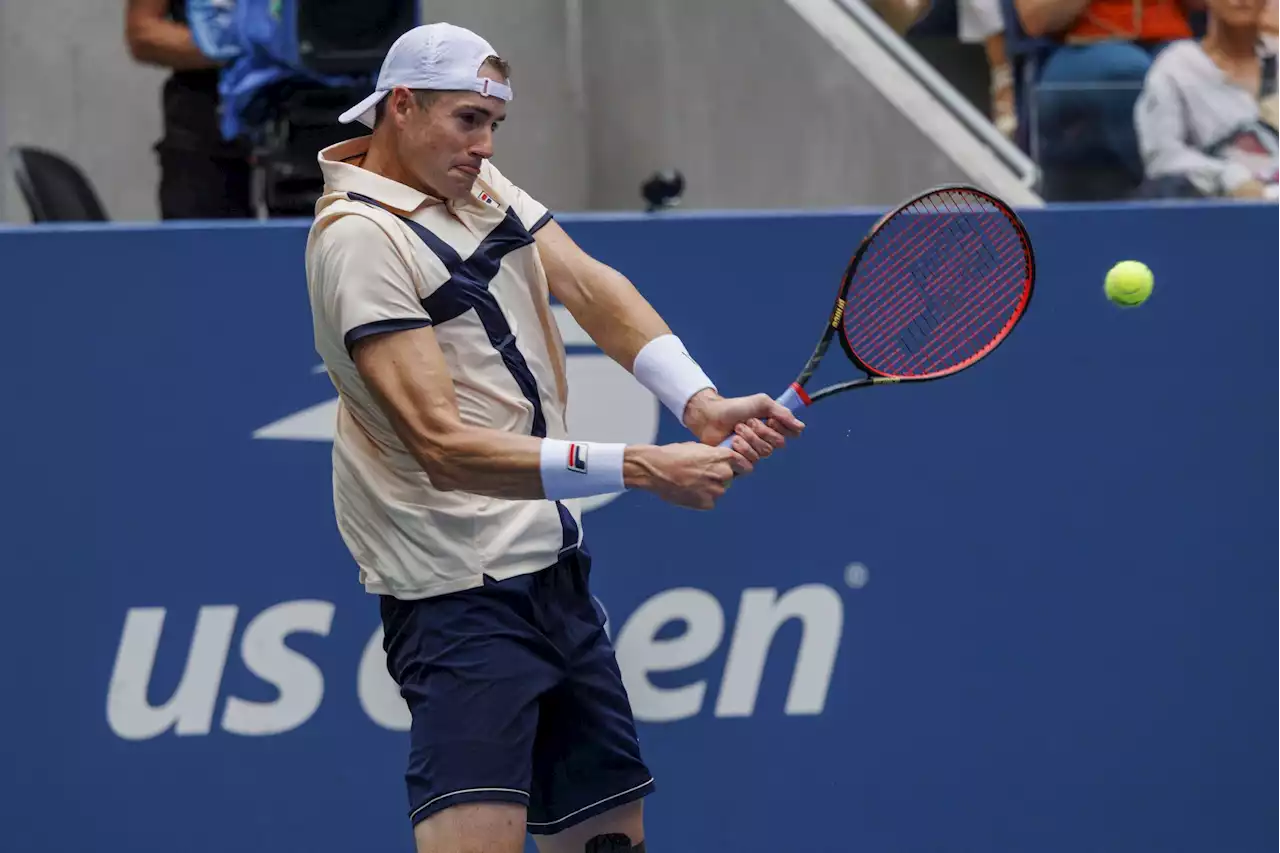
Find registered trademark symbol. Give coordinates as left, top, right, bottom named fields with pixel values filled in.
left=844, top=562, right=869, bottom=589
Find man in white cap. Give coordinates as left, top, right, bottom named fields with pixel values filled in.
left=304, top=22, right=804, bottom=853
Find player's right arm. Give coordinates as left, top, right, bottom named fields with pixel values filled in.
left=318, top=213, right=747, bottom=509
left=351, top=326, right=748, bottom=508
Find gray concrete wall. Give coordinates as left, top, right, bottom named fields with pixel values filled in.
left=582, top=0, right=972, bottom=211
left=0, top=0, right=169, bottom=223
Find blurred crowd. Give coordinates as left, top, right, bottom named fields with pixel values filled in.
left=140, top=0, right=1275, bottom=210
left=897, top=0, right=1278, bottom=201
left=13, top=0, right=1274, bottom=222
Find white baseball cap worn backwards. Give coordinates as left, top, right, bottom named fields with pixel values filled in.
left=338, top=23, right=513, bottom=129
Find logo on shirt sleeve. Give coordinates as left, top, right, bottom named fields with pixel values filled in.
left=567, top=443, right=588, bottom=474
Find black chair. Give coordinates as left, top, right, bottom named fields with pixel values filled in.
left=8, top=146, right=108, bottom=222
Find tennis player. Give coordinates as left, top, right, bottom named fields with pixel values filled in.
left=305, top=23, right=804, bottom=853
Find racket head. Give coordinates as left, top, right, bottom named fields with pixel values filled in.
left=833, top=185, right=1035, bottom=383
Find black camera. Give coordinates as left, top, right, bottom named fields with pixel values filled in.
left=641, top=169, right=686, bottom=212
left=247, top=0, right=416, bottom=217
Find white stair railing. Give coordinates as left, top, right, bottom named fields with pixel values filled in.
left=788, top=0, right=1044, bottom=206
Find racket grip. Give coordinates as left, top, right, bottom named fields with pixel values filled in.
left=717, top=383, right=809, bottom=448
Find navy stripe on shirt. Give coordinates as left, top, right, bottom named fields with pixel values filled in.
left=344, top=317, right=433, bottom=355
left=346, top=192, right=580, bottom=554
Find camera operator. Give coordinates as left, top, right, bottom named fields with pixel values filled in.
left=126, top=0, right=252, bottom=219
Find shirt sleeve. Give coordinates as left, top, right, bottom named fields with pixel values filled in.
left=1135, top=58, right=1254, bottom=195
left=314, top=213, right=434, bottom=355
left=957, top=0, right=1004, bottom=44
left=479, top=160, right=553, bottom=234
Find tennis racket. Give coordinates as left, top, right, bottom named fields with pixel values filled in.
left=722, top=184, right=1035, bottom=445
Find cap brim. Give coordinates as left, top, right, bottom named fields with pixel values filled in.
left=338, top=90, right=388, bottom=128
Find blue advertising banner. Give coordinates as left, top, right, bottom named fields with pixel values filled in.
left=0, top=201, right=1274, bottom=853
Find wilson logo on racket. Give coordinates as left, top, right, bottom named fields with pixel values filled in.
left=567, top=443, right=588, bottom=474
left=829, top=298, right=847, bottom=329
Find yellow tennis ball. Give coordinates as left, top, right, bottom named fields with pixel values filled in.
left=1105, top=261, right=1154, bottom=307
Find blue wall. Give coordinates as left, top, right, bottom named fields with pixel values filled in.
left=0, top=202, right=1275, bottom=853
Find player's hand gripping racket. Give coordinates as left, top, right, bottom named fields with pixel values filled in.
left=721, top=184, right=1034, bottom=447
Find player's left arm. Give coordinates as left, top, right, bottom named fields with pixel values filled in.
left=533, top=220, right=666, bottom=375
left=534, top=220, right=804, bottom=455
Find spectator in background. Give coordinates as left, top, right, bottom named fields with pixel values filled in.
left=1134, top=0, right=1278, bottom=198
left=1264, top=0, right=1278, bottom=41
left=126, top=0, right=252, bottom=219
left=1015, top=0, right=1194, bottom=187
left=872, top=0, right=932, bottom=33
left=959, top=0, right=1019, bottom=138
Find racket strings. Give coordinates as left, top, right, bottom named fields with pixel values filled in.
left=850, top=214, right=988, bottom=346
left=913, top=195, right=1026, bottom=367
left=847, top=200, right=1006, bottom=345
left=855, top=256, right=1020, bottom=374
left=852, top=224, right=1002, bottom=365
left=842, top=190, right=1030, bottom=378
left=919, top=259, right=1026, bottom=372
left=891, top=218, right=1024, bottom=372
left=856, top=197, right=1003, bottom=319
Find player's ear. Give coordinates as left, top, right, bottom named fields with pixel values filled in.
left=388, top=87, right=414, bottom=124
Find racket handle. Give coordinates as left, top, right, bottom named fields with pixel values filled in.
left=717, top=383, right=809, bottom=448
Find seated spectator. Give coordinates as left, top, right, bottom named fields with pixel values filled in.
left=959, top=0, right=1020, bottom=138
left=1014, top=0, right=1194, bottom=190
left=1134, top=0, right=1279, bottom=198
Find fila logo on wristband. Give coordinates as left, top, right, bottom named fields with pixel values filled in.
left=540, top=439, right=624, bottom=499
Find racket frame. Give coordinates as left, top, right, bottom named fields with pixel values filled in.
left=790, top=183, right=1036, bottom=405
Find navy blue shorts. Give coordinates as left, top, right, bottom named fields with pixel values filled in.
left=379, top=548, right=655, bottom=834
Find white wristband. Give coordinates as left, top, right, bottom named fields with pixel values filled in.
left=632, top=334, right=717, bottom=422
left=540, top=439, right=628, bottom=500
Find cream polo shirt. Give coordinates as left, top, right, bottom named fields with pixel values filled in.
left=305, top=136, right=582, bottom=599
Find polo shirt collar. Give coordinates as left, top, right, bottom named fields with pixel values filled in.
left=318, top=136, right=442, bottom=214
